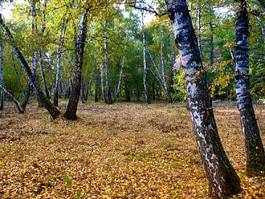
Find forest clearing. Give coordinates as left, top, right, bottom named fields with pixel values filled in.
left=0, top=102, right=265, bottom=198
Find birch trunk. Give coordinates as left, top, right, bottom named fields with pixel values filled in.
left=31, top=2, right=42, bottom=106
left=0, top=14, right=60, bottom=118
left=104, top=28, right=112, bottom=104
left=141, top=11, right=149, bottom=103
left=160, top=29, right=170, bottom=101
left=0, top=41, right=3, bottom=110
left=100, top=64, right=105, bottom=101
left=114, top=57, right=124, bottom=100
left=104, top=30, right=112, bottom=104
left=54, top=19, right=67, bottom=106
left=39, top=0, right=50, bottom=98
left=168, top=31, right=175, bottom=102
left=64, top=7, right=89, bottom=120
left=196, top=2, right=203, bottom=58
left=234, top=0, right=265, bottom=176
left=165, top=0, right=242, bottom=197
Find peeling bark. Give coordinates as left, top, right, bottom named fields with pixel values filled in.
left=234, top=0, right=265, bottom=176
left=165, top=0, right=242, bottom=197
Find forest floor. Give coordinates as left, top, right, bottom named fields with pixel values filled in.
left=0, top=102, right=265, bottom=199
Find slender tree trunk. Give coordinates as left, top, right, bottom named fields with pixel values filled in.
left=210, top=20, right=214, bottom=67
left=196, top=2, right=203, bottom=58
left=234, top=0, right=265, bottom=176
left=114, top=57, right=124, bottom=100
left=0, top=14, right=60, bottom=118
left=165, top=0, right=242, bottom=197
left=0, top=41, right=3, bottom=110
left=104, top=28, right=112, bottom=104
left=39, top=0, right=49, bottom=98
left=31, top=1, right=42, bottom=107
left=0, top=85, right=24, bottom=113
left=54, top=19, right=68, bottom=106
left=168, top=31, right=175, bottom=102
left=160, top=28, right=170, bottom=101
left=64, top=7, right=89, bottom=120
left=21, top=84, right=32, bottom=110
left=141, top=11, right=149, bottom=103
left=100, top=64, right=105, bottom=101
left=39, top=52, right=50, bottom=98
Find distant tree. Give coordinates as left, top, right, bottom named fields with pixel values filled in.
left=165, top=0, right=242, bottom=197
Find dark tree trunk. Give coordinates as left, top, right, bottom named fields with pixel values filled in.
left=0, top=14, right=60, bottom=119
left=64, top=8, right=89, bottom=120
left=21, top=84, right=32, bottom=110
left=234, top=0, right=265, bottom=176
left=0, top=41, right=4, bottom=110
left=165, top=0, right=242, bottom=197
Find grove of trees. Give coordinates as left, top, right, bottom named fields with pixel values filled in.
left=0, top=0, right=264, bottom=198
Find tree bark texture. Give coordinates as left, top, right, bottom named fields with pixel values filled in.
left=234, top=0, right=265, bottom=176
left=64, top=7, right=89, bottom=120
left=165, top=0, right=242, bottom=197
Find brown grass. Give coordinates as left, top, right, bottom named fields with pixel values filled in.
left=0, top=102, right=264, bottom=198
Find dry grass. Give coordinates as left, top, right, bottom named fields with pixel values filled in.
left=0, top=102, right=264, bottom=199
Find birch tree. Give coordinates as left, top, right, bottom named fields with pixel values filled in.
left=234, top=0, right=265, bottom=176
left=64, top=7, right=89, bottom=120
left=165, top=0, right=242, bottom=197
left=54, top=18, right=68, bottom=106
left=0, top=14, right=61, bottom=118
